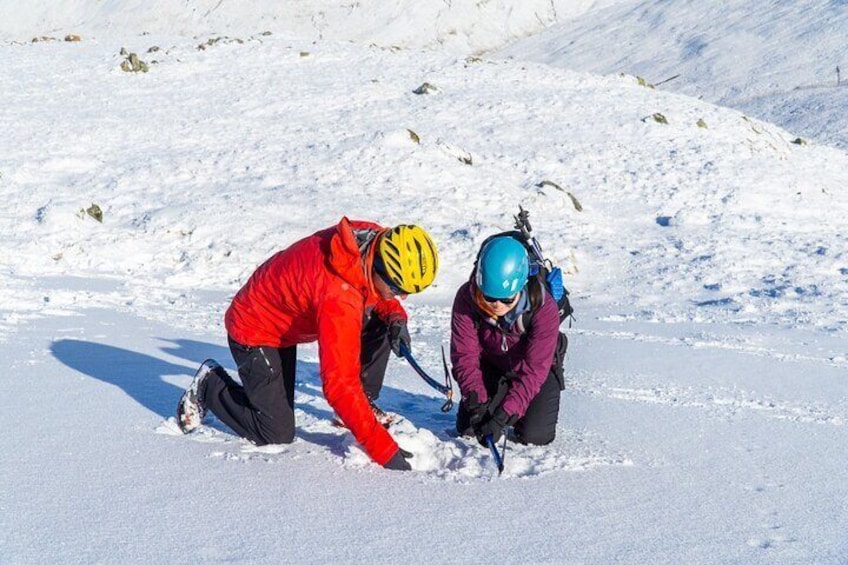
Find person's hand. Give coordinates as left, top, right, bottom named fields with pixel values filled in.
left=465, top=391, right=490, bottom=429
left=388, top=319, right=411, bottom=358
left=383, top=446, right=413, bottom=471
left=475, top=407, right=516, bottom=447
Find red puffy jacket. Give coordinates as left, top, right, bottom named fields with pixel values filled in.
left=225, top=217, right=407, bottom=466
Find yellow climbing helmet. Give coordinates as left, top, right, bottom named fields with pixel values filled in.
left=377, top=225, right=439, bottom=294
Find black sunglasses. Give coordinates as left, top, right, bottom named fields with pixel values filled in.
left=482, top=293, right=517, bottom=305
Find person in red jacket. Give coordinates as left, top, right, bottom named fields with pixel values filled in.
left=175, top=218, right=439, bottom=471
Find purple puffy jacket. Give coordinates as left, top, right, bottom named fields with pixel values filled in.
left=450, top=280, right=561, bottom=418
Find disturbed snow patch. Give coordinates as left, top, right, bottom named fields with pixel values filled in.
left=340, top=416, right=632, bottom=481
left=158, top=411, right=631, bottom=480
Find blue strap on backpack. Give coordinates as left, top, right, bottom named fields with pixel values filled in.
left=546, top=267, right=564, bottom=302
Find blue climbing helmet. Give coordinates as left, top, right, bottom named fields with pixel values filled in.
left=475, top=236, right=530, bottom=299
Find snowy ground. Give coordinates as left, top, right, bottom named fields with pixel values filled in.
left=5, top=298, right=847, bottom=562
left=498, top=0, right=848, bottom=150
left=2, top=3, right=848, bottom=564
left=0, top=0, right=598, bottom=55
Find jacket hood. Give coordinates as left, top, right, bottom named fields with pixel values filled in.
left=327, top=217, right=387, bottom=295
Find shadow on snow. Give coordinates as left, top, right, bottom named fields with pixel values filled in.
left=50, top=338, right=455, bottom=442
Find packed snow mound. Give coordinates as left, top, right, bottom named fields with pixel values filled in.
left=498, top=0, right=848, bottom=149
left=0, top=0, right=600, bottom=53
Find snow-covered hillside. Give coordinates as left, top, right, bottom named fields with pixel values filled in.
left=4, top=35, right=848, bottom=336
left=499, top=0, right=848, bottom=149
left=0, top=0, right=600, bottom=54
left=2, top=2, right=848, bottom=564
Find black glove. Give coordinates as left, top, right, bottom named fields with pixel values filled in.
left=475, top=407, right=517, bottom=447
left=465, top=391, right=490, bottom=429
left=387, top=319, right=411, bottom=358
left=383, top=446, right=413, bottom=471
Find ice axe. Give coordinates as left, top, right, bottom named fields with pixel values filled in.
left=399, top=342, right=454, bottom=412
left=485, top=434, right=505, bottom=476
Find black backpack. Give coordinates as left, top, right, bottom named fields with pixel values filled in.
left=473, top=228, right=573, bottom=329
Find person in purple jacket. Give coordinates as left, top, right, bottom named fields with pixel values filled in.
left=451, top=235, right=566, bottom=446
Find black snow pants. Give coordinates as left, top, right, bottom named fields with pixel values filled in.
left=202, top=313, right=392, bottom=446
left=456, top=332, right=567, bottom=446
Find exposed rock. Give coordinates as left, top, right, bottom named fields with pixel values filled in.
left=412, top=82, right=440, bottom=95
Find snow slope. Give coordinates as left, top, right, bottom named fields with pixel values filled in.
left=0, top=0, right=597, bottom=54
left=499, top=0, right=848, bottom=149
left=2, top=3, right=848, bottom=564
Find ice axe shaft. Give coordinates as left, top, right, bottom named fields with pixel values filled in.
left=486, top=435, right=504, bottom=475
left=399, top=343, right=454, bottom=412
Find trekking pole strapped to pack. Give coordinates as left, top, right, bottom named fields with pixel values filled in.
left=512, top=206, right=573, bottom=322
left=513, top=206, right=546, bottom=266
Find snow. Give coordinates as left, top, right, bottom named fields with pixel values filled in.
left=0, top=0, right=595, bottom=55
left=497, top=0, right=848, bottom=149
left=2, top=1, right=848, bottom=563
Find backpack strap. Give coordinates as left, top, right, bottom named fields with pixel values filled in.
left=517, top=274, right=545, bottom=334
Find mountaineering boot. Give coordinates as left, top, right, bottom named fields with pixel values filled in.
left=332, top=397, right=397, bottom=429
left=368, top=397, right=397, bottom=427
left=176, top=359, right=221, bottom=433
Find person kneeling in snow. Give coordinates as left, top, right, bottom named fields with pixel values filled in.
left=176, top=218, right=439, bottom=471
left=451, top=236, right=566, bottom=447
